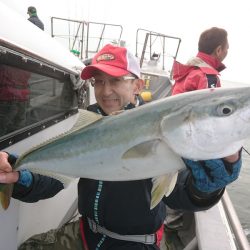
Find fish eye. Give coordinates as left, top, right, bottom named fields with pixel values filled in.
left=216, top=103, right=234, bottom=116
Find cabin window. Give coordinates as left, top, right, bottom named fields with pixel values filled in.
left=0, top=63, right=78, bottom=139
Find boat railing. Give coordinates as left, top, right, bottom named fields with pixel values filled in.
left=51, top=17, right=123, bottom=60
left=135, top=28, right=181, bottom=78
left=222, top=190, right=250, bottom=250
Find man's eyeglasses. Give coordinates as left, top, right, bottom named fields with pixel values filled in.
left=90, top=76, right=136, bottom=87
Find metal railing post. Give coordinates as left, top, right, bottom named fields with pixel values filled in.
left=222, top=190, right=250, bottom=250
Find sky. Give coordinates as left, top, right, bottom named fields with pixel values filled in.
left=2, top=0, right=250, bottom=84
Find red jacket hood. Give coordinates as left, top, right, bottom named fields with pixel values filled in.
left=172, top=61, right=196, bottom=81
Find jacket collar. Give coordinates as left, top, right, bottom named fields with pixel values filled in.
left=196, top=52, right=226, bottom=72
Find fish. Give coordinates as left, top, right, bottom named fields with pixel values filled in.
left=1, top=86, right=250, bottom=210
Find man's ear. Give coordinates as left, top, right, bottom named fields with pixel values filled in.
left=214, top=45, right=222, bottom=58
left=134, top=79, right=145, bottom=94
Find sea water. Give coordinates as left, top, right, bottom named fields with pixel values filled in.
left=227, top=141, right=250, bottom=242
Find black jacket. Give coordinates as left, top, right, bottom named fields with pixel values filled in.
left=12, top=102, right=225, bottom=249
left=28, top=15, right=44, bottom=30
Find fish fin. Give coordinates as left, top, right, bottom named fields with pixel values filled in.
left=15, top=110, right=103, bottom=168
left=122, top=139, right=161, bottom=159
left=69, top=109, right=102, bottom=133
left=150, top=172, right=178, bottom=210
left=0, top=184, right=14, bottom=210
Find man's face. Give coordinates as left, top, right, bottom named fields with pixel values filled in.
left=92, top=71, right=138, bottom=115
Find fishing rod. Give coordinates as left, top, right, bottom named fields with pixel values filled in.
left=243, top=147, right=250, bottom=156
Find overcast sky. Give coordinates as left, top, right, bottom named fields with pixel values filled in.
left=2, top=0, right=250, bottom=84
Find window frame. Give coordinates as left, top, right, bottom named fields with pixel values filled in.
left=0, top=44, right=80, bottom=150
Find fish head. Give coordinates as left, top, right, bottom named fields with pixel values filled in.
left=160, top=87, right=250, bottom=160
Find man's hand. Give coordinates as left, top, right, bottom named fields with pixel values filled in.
left=183, top=150, right=242, bottom=193
left=0, top=152, right=19, bottom=184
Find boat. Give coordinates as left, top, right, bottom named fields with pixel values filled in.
left=0, top=2, right=87, bottom=249
left=0, top=2, right=249, bottom=249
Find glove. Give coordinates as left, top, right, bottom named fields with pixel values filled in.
left=183, top=157, right=242, bottom=193
left=17, top=170, right=33, bottom=187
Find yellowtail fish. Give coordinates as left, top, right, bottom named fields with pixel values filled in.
left=1, top=86, right=250, bottom=210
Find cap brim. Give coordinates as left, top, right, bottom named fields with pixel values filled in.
left=81, top=64, right=129, bottom=80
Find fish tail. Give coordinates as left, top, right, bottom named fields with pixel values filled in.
left=0, top=184, right=14, bottom=210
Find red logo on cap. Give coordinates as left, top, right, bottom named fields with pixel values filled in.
left=96, top=53, right=115, bottom=62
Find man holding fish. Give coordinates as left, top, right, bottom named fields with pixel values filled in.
left=0, top=44, right=242, bottom=250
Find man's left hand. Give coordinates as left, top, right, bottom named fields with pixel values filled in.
left=183, top=150, right=242, bottom=193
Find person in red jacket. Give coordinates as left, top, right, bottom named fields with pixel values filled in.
left=0, top=65, right=31, bottom=136
left=172, top=27, right=229, bottom=95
